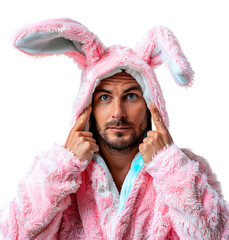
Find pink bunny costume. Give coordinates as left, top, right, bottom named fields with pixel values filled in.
left=0, top=18, right=229, bottom=239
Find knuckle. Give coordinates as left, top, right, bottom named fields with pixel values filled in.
left=142, top=143, right=147, bottom=150
left=147, top=130, right=154, bottom=137
left=154, top=117, right=162, bottom=123
left=151, top=107, right=158, bottom=114
left=78, top=116, right=84, bottom=123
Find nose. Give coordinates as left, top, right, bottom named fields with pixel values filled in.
left=112, top=99, right=126, bottom=120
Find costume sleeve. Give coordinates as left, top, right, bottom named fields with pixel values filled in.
left=145, top=144, right=229, bottom=240
left=0, top=144, right=89, bottom=240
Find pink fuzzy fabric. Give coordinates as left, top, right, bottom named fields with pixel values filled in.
left=0, top=144, right=229, bottom=239
left=3, top=18, right=228, bottom=239
left=13, top=18, right=194, bottom=129
left=13, top=18, right=105, bottom=68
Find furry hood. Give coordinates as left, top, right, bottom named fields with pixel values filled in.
left=14, top=18, right=194, bottom=129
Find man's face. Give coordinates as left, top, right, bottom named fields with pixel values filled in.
left=92, top=72, right=149, bottom=151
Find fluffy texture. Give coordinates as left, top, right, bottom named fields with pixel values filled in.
left=0, top=144, right=229, bottom=239
left=13, top=18, right=194, bottom=129
left=14, top=18, right=105, bottom=68
left=1, top=18, right=228, bottom=239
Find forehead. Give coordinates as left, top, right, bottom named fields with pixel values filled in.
left=96, top=72, right=141, bottom=90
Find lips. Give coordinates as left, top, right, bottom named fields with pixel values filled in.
left=108, top=127, right=131, bottom=130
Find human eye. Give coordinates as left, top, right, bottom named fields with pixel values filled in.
left=100, top=95, right=110, bottom=101
left=126, top=93, right=137, bottom=100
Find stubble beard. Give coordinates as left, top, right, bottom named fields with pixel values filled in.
left=93, top=112, right=148, bottom=152
left=99, top=128, right=145, bottom=151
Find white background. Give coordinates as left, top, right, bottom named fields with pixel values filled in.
left=0, top=0, right=229, bottom=209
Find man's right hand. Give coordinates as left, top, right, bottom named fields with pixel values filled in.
left=65, top=105, right=99, bottom=162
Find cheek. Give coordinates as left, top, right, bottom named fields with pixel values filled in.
left=127, top=102, right=147, bottom=125
left=93, top=106, right=110, bottom=128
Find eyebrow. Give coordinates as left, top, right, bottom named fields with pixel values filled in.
left=123, top=86, right=142, bottom=93
left=94, top=86, right=142, bottom=94
left=94, top=88, right=112, bottom=94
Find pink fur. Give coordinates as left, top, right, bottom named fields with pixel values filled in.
left=71, top=45, right=169, bottom=127
left=13, top=18, right=194, bottom=129
left=1, top=144, right=228, bottom=239
left=13, top=18, right=105, bottom=68
left=3, top=18, right=227, bottom=239
left=136, top=26, right=194, bottom=87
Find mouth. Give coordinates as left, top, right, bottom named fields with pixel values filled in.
left=108, top=127, right=132, bottom=130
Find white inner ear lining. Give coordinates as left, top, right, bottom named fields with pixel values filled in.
left=16, top=31, right=85, bottom=55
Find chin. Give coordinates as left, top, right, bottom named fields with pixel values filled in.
left=109, top=132, right=131, bottom=140
left=107, top=134, right=137, bottom=147
left=98, top=128, right=144, bottom=150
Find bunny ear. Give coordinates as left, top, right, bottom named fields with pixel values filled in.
left=14, top=18, right=106, bottom=68
left=136, top=26, right=194, bottom=86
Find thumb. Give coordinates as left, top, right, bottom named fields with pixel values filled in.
left=72, top=105, right=92, bottom=131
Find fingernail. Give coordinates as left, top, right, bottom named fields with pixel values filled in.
left=150, top=102, right=155, bottom=107
left=150, top=102, right=157, bottom=110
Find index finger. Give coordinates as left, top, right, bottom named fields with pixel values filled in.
left=72, top=105, right=92, bottom=131
left=150, top=102, right=167, bottom=132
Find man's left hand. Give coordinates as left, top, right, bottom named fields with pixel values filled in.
left=139, top=102, right=173, bottom=163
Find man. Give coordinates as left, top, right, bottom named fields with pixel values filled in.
left=65, top=72, right=173, bottom=193
left=1, top=18, right=229, bottom=239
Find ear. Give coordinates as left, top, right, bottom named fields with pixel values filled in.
left=136, top=26, right=194, bottom=86
left=14, top=18, right=106, bottom=68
